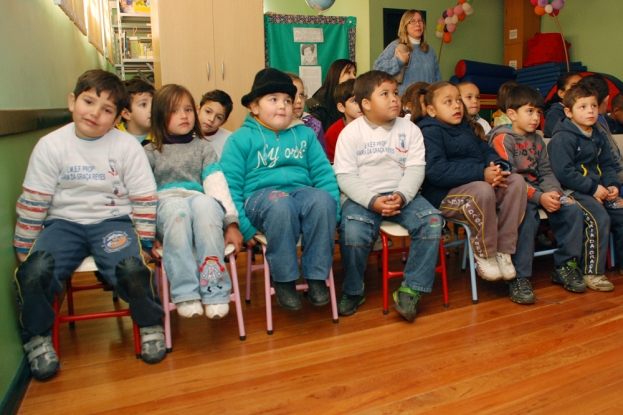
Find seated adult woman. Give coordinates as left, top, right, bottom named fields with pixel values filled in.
left=373, top=9, right=442, bottom=96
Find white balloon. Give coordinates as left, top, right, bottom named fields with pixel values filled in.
left=465, top=7, right=474, bottom=16
left=436, top=31, right=444, bottom=38
left=462, top=3, right=472, bottom=12
left=445, top=17, right=452, bottom=25
left=451, top=15, right=459, bottom=24
left=545, top=4, right=553, bottom=13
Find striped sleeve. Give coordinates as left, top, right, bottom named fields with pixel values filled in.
left=130, top=192, right=157, bottom=242
left=14, top=188, right=53, bottom=252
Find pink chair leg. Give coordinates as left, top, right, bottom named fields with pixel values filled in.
left=245, top=246, right=252, bottom=303
left=262, top=244, right=274, bottom=335
left=328, top=269, right=338, bottom=323
left=160, top=262, right=173, bottom=353
left=382, top=232, right=390, bottom=315
left=228, top=252, right=246, bottom=341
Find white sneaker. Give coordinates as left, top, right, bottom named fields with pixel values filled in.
left=205, top=303, right=229, bottom=319
left=475, top=256, right=503, bottom=281
left=495, top=253, right=517, bottom=280
left=176, top=300, right=203, bottom=318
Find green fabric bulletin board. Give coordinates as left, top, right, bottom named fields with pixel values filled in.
left=264, top=14, right=356, bottom=82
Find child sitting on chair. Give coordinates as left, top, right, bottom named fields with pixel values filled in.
left=220, top=68, right=340, bottom=311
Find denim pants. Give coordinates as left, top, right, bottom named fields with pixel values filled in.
left=244, top=187, right=337, bottom=283
left=157, top=195, right=231, bottom=304
left=14, top=217, right=163, bottom=343
left=513, top=198, right=584, bottom=279
left=338, top=194, right=442, bottom=295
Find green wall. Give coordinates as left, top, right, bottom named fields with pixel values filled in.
left=263, top=0, right=371, bottom=73
left=369, top=0, right=504, bottom=81
left=541, top=3, right=623, bottom=80
left=0, top=0, right=107, bottom=408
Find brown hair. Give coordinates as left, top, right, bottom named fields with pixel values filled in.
left=506, top=85, right=544, bottom=111
left=562, top=84, right=599, bottom=109
left=334, top=79, right=356, bottom=106
left=150, top=84, right=204, bottom=152
left=73, top=70, right=127, bottom=117
left=397, top=10, right=429, bottom=53
left=612, top=93, right=623, bottom=110
left=403, top=81, right=429, bottom=118
left=496, top=81, right=519, bottom=112
left=410, top=81, right=454, bottom=124
left=353, top=70, right=397, bottom=109
left=123, top=77, right=155, bottom=111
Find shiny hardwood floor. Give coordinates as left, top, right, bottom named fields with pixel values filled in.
left=17, top=239, right=623, bottom=415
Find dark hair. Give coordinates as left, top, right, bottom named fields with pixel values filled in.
left=410, top=81, right=453, bottom=124
left=309, top=59, right=357, bottom=121
left=354, top=70, right=397, bottom=109
left=199, top=89, right=233, bottom=120
left=578, top=74, right=609, bottom=105
left=545, top=72, right=581, bottom=106
left=333, top=79, right=356, bottom=106
left=612, top=93, right=623, bottom=110
left=150, top=84, right=204, bottom=152
left=506, top=85, right=544, bottom=111
left=123, top=77, right=155, bottom=111
left=73, top=70, right=127, bottom=116
left=496, top=81, right=519, bottom=112
left=301, top=44, right=315, bottom=53
left=562, top=84, right=599, bottom=109
left=402, top=81, right=429, bottom=117
left=465, top=101, right=486, bottom=141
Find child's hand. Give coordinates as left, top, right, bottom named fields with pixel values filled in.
left=151, top=239, right=162, bottom=260
left=540, top=191, right=562, bottom=212
left=16, top=252, right=27, bottom=263
left=395, top=48, right=410, bottom=64
left=245, top=231, right=262, bottom=248
left=224, top=224, right=244, bottom=254
left=593, top=184, right=609, bottom=204
left=141, top=249, right=152, bottom=264
left=492, top=170, right=511, bottom=188
left=372, top=195, right=401, bottom=216
left=607, top=186, right=620, bottom=201
left=387, top=193, right=404, bottom=209
left=484, top=162, right=501, bottom=186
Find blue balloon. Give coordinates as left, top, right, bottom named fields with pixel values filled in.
left=305, top=0, right=336, bottom=14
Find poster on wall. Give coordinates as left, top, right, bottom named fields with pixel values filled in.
left=265, top=14, right=356, bottom=97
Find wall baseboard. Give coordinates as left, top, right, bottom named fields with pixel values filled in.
left=0, top=356, right=31, bottom=415
left=0, top=109, right=71, bottom=138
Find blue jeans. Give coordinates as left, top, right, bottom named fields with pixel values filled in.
left=157, top=195, right=231, bottom=304
left=244, top=187, right=337, bottom=283
left=338, top=194, right=442, bottom=295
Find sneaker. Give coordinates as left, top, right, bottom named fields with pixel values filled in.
left=176, top=300, right=203, bottom=318
left=475, top=256, right=503, bottom=281
left=306, top=279, right=330, bottom=306
left=583, top=274, right=614, bottom=292
left=393, top=286, right=422, bottom=322
left=508, top=277, right=535, bottom=304
left=495, top=253, right=516, bottom=280
left=552, top=264, right=586, bottom=293
left=372, top=235, right=394, bottom=252
left=337, top=291, right=366, bottom=316
left=140, top=325, right=166, bottom=364
left=273, top=280, right=302, bottom=310
left=204, top=303, right=229, bottom=319
left=24, top=335, right=59, bottom=381
left=442, top=226, right=453, bottom=244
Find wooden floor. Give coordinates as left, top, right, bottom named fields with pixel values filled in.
left=17, top=239, right=623, bottom=415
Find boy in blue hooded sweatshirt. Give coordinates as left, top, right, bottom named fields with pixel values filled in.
left=220, top=68, right=340, bottom=311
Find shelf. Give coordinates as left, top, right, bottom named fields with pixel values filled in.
left=119, top=12, right=151, bottom=23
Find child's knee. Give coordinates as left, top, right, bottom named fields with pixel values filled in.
left=341, top=215, right=376, bottom=247
left=412, top=211, right=443, bottom=240
left=115, top=256, right=151, bottom=299
left=15, top=251, right=55, bottom=294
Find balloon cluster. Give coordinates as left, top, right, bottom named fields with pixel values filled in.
left=531, top=0, right=565, bottom=17
left=435, top=0, right=475, bottom=43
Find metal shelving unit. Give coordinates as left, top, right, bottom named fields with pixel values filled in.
left=110, top=2, right=153, bottom=80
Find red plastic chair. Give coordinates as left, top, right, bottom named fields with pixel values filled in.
left=52, top=256, right=141, bottom=360
left=379, top=221, right=449, bottom=315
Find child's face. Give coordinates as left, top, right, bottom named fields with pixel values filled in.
left=123, top=92, right=152, bottom=134
left=427, top=85, right=463, bottom=125
left=362, top=80, right=401, bottom=125
left=68, top=88, right=120, bottom=139
left=612, top=107, right=623, bottom=124
left=557, top=74, right=583, bottom=99
left=198, top=100, right=227, bottom=134
left=292, top=79, right=306, bottom=119
left=338, top=96, right=362, bottom=124
left=565, top=96, right=599, bottom=131
left=339, top=65, right=357, bottom=84
left=509, top=104, right=541, bottom=136
left=250, top=93, right=293, bottom=131
left=167, top=94, right=195, bottom=136
left=459, top=83, right=481, bottom=116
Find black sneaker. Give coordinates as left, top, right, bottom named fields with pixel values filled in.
left=273, top=280, right=302, bottom=310
left=337, top=291, right=366, bottom=316
left=393, top=287, right=422, bottom=322
left=508, top=277, right=535, bottom=304
left=552, top=264, right=587, bottom=293
left=306, top=279, right=330, bottom=306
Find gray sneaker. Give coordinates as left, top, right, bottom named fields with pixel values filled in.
left=24, top=335, right=59, bottom=381
left=552, top=264, right=587, bottom=293
left=140, top=325, right=167, bottom=364
left=508, top=277, right=535, bottom=304
left=393, top=286, right=422, bottom=322
left=337, top=291, right=366, bottom=316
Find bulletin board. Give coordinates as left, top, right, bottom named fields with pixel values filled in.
left=264, top=14, right=356, bottom=97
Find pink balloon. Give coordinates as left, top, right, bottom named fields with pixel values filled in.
left=438, top=17, right=445, bottom=25
left=454, top=5, right=464, bottom=15
left=537, top=0, right=548, bottom=6
left=447, top=8, right=455, bottom=17
left=447, top=24, right=456, bottom=33
left=551, top=0, right=564, bottom=10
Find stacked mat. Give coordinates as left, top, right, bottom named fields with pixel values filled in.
left=450, top=60, right=515, bottom=94
left=514, top=62, right=587, bottom=97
